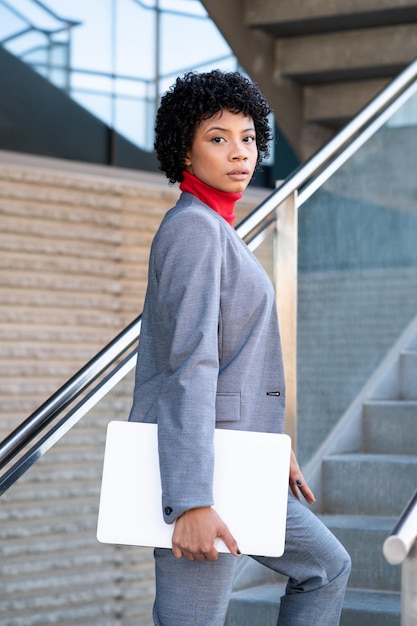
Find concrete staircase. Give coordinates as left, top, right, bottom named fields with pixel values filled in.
left=201, top=0, right=417, bottom=160
left=225, top=320, right=417, bottom=625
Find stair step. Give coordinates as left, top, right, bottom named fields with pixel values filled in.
left=226, top=582, right=400, bottom=626
left=322, top=454, right=417, bottom=516
left=400, top=350, right=417, bottom=400
left=363, top=401, right=417, bottom=453
left=320, top=515, right=400, bottom=591
left=278, top=24, right=417, bottom=84
left=304, top=78, right=390, bottom=127
left=245, top=0, right=417, bottom=36
left=225, top=583, right=285, bottom=626
left=341, top=588, right=400, bottom=626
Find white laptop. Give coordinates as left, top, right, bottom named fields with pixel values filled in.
left=97, top=421, right=291, bottom=557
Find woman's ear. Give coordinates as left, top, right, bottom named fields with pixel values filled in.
left=184, top=153, right=193, bottom=173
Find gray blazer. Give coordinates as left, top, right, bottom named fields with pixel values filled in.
left=129, top=192, right=286, bottom=523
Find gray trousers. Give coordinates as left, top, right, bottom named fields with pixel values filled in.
left=152, top=494, right=351, bottom=625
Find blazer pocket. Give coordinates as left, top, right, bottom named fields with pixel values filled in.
left=215, top=392, right=241, bottom=423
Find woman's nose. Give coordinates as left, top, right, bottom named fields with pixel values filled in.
left=230, top=145, right=248, bottom=161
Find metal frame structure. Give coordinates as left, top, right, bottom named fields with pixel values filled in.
left=0, top=0, right=236, bottom=151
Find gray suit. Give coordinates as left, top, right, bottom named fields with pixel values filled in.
left=128, top=192, right=351, bottom=626
left=129, top=192, right=285, bottom=523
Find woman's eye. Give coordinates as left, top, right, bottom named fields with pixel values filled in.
left=244, top=135, right=256, bottom=143
left=211, top=136, right=225, bottom=144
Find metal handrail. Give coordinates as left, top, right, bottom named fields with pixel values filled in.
left=23, top=0, right=80, bottom=25
left=0, top=27, right=34, bottom=46
left=383, top=489, right=417, bottom=565
left=0, top=0, right=80, bottom=30
left=22, top=51, right=235, bottom=85
left=0, top=346, right=139, bottom=496
left=0, top=317, right=141, bottom=470
left=2, top=57, right=417, bottom=494
left=0, top=0, right=80, bottom=48
left=383, top=489, right=417, bottom=626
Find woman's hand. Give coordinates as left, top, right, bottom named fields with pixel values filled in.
left=172, top=506, right=241, bottom=562
left=289, top=449, right=316, bottom=504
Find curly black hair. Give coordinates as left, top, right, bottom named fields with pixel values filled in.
left=154, top=70, right=273, bottom=184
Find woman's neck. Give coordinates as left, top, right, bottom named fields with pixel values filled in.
left=179, top=170, right=242, bottom=226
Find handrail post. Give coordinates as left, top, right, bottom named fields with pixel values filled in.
left=274, top=191, right=298, bottom=452
left=64, top=23, right=71, bottom=95
left=402, top=540, right=417, bottom=626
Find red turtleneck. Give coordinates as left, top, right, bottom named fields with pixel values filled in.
left=179, top=170, right=242, bottom=226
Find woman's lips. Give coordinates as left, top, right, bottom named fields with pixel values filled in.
left=227, top=168, right=249, bottom=180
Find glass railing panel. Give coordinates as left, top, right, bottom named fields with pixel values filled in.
left=251, top=222, right=276, bottom=284
left=47, top=42, right=69, bottom=88
left=70, top=71, right=155, bottom=147
left=0, top=367, right=158, bottom=624
left=24, top=42, right=68, bottom=88
left=296, top=87, right=417, bottom=464
left=114, top=93, right=155, bottom=148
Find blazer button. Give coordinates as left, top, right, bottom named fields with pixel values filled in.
left=164, top=506, right=173, bottom=516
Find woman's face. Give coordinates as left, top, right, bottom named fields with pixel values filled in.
left=184, top=109, right=258, bottom=193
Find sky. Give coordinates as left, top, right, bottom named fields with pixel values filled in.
left=1, top=0, right=236, bottom=148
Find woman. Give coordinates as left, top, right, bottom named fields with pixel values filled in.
left=129, top=70, right=351, bottom=625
